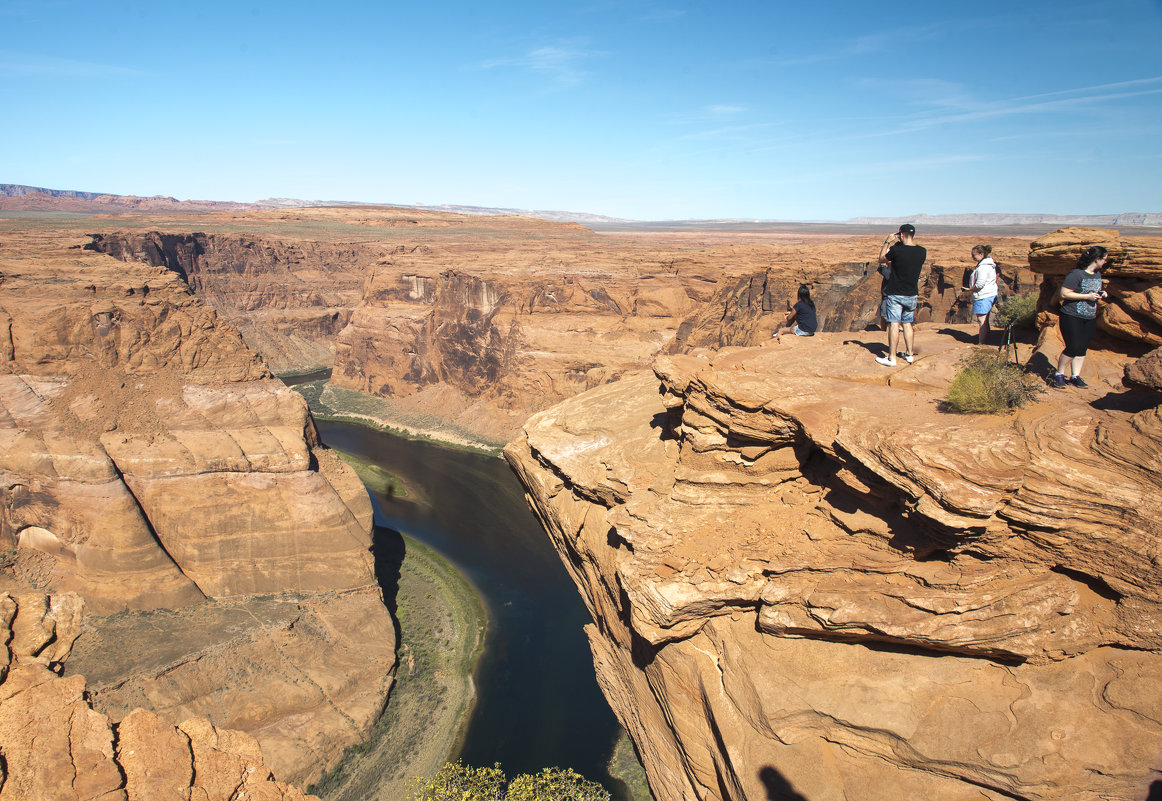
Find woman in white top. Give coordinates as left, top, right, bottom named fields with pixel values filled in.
left=962, top=244, right=998, bottom=344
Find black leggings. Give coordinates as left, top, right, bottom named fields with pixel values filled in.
left=1060, top=313, right=1097, bottom=358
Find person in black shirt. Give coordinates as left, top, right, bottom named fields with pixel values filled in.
left=875, top=223, right=927, bottom=366
left=1051, top=245, right=1108, bottom=388
left=773, top=284, right=817, bottom=340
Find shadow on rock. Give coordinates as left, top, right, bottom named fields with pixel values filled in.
left=758, top=766, right=809, bottom=801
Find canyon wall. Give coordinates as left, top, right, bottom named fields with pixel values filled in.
left=507, top=321, right=1162, bottom=798
left=89, top=208, right=1039, bottom=446
left=0, top=228, right=395, bottom=788
left=0, top=591, right=318, bottom=800
left=86, top=230, right=373, bottom=373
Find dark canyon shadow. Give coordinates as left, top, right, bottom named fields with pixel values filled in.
left=759, top=766, right=809, bottom=801
left=371, top=525, right=406, bottom=642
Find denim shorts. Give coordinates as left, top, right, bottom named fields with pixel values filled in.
left=881, top=294, right=918, bottom=324
left=793, top=325, right=814, bottom=336
left=972, top=296, right=997, bottom=315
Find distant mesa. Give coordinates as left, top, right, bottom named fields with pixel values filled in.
left=3, top=183, right=1158, bottom=227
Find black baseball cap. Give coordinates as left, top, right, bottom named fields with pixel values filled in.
left=898, top=223, right=916, bottom=235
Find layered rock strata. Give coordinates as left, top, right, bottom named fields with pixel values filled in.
left=86, top=231, right=369, bottom=373
left=330, top=247, right=714, bottom=446
left=0, top=592, right=318, bottom=800
left=506, top=327, right=1162, bottom=801
left=85, top=208, right=1039, bottom=446
left=0, top=230, right=395, bottom=786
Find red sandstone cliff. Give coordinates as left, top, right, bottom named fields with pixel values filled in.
left=507, top=307, right=1162, bottom=797
left=0, top=228, right=395, bottom=788
left=84, top=208, right=1044, bottom=447
left=0, top=591, right=319, bottom=800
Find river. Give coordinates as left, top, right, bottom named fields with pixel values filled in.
left=314, top=420, right=626, bottom=793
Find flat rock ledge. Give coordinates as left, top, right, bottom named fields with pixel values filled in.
left=505, top=326, right=1162, bottom=801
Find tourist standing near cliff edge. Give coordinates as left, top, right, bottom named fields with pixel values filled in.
left=875, top=223, right=927, bottom=367
left=1052, top=245, right=1108, bottom=388
left=963, top=244, right=999, bottom=345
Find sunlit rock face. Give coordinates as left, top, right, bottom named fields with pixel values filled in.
left=85, top=230, right=369, bottom=373
left=0, top=231, right=395, bottom=786
left=506, top=325, right=1162, bottom=801
left=85, top=207, right=1043, bottom=447
left=0, top=591, right=320, bottom=801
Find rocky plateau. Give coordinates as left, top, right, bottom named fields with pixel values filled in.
left=5, top=203, right=1162, bottom=801
left=83, top=206, right=1046, bottom=447
left=505, top=228, right=1162, bottom=800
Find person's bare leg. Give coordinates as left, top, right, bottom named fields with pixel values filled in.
left=887, top=322, right=899, bottom=359
left=976, top=313, right=989, bottom=344
left=902, top=322, right=915, bottom=357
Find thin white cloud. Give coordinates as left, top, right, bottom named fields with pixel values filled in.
left=853, top=75, right=1162, bottom=134
left=0, top=50, right=142, bottom=78
left=680, top=121, right=782, bottom=141
left=638, top=7, right=686, bottom=23
left=896, top=80, right=1162, bottom=132
left=770, top=23, right=950, bottom=67
left=481, top=42, right=601, bottom=86
left=707, top=104, right=747, bottom=116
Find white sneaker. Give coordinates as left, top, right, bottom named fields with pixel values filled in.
left=875, top=355, right=897, bottom=367
left=898, top=352, right=915, bottom=364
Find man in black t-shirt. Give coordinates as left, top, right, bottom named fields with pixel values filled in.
left=875, top=223, right=927, bottom=367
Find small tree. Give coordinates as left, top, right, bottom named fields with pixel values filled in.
left=507, top=767, right=611, bottom=801
left=993, top=291, right=1039, bottom=330
left=409, top=761, right=506, bottom=801
left=409, top=763, right=610, bottom=801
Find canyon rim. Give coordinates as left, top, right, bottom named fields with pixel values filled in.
left=3, top=199, right=1162, bottom=800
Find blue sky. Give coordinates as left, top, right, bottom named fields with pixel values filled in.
left=2, top=0, right=1160, bottom=220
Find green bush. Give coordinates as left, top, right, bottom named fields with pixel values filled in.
left=409, top=762, right=610, bottom=801
left=993, top=292, right=1038, bottom=329
left=945, top=349, right=1041, bottom=414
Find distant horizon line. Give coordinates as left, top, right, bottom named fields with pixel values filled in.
left=2, top=182, right=1160, bottom=228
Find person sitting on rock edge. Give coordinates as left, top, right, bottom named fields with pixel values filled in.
left=875, top=223, right=926, bottom=366
left=773, top=284, right=817, bottom=341
left=1052, top=245, right=1108, bottom=389
left=962, top=244, right=999, bottom=345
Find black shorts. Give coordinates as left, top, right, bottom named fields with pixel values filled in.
left=1060, top=312, right=1097, bottom=358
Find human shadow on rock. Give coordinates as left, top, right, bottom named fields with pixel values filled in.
left=842, top=338, right=889, bottom=357
left=936, top=327, right=980, bottom=345
left=371, top=524, right=406, bottom=644
left=1146, top=780, right=1162, bottom=800
left=759, top=766, right=809, bottom=801
left=1023, top=349, right=1056, bottom=383
left=1089, top=390, right=1159, bottom=413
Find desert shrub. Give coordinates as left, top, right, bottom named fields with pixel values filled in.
left=945, top=349, right=1041, bottom=414
left=993, top=292, right=1038, bottom=330
left=409, top=761, right=506, bottom=801
left=507, top=767, right=611, bottom=801
left=409, top=762, right=610, bottom=801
